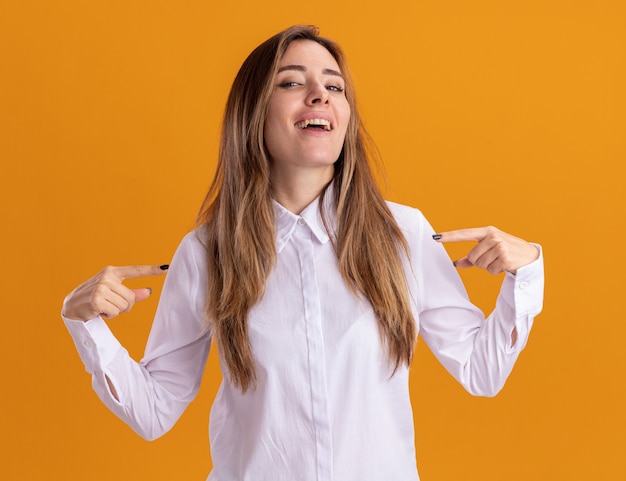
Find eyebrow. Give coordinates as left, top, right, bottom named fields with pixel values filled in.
left=277, top=64, right=344, bottom=79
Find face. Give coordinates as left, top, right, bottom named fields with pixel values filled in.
left=264, top=40, right=351, bottom=178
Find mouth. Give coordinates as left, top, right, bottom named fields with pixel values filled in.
left=295, top=118, right=332, bottom=131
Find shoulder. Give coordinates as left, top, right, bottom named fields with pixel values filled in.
left=385, top=201, right=428, bottom=236
left=171, top=226, right=209, bottom=270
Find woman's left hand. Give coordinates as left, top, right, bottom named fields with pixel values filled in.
left=433, top=226, right=539, bottom=275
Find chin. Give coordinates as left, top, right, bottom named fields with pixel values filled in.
left=303, top=150, right=343, bottom=166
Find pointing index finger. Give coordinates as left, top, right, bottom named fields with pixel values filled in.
left=433, top=227, right=490, bottom=243
left=115, top=264, right=169, bottom=280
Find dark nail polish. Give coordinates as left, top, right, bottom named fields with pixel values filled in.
left=147, top=287, right=153, bottom=295
left=432, top=234, right=442, bottom=241
left=452, top=260, right=458, bottom=267
left=160, top=264, right=169, bottom=270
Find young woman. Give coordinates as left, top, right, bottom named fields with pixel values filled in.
left=62, top=25, right=543, bottom=481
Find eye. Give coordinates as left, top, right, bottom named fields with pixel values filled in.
left=278, top=81, right=300, bottom=88
left=327, top=85, right=344, bottom=93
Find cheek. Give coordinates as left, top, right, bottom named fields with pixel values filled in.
left=339, top=99, right=351, bottom=126
left=263, top=104, right=278, bottom=147
left=339, top=104, right=351, bottom=138
left=264, top=103, right=288, bottom=139
left=263, top=127, right=278, bottom=160
left=263, top=119, right=288, bottom=162
left=264, top=98, right=279, bottom=132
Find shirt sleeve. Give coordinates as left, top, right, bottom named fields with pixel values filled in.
left=409, top=210, right=544, bottom=397
left=62, top=230, right=212, bottom=440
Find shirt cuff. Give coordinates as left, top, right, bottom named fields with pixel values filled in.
left=499, top=244, right=544, bottom=315
left=62, top=316, right=123, bottom=374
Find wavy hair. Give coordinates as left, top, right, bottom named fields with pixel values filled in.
left=198, top=25, right=416, bottom=392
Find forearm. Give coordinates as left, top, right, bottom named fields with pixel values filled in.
left=63, top=316, right=210, bottom=440
left=421, top=251, right=544, bottom=396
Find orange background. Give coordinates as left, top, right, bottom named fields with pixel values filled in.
left=1, top=1, right=624, bottom=480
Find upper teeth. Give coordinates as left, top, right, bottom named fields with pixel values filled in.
left=296, top=119, right=331, bottom=131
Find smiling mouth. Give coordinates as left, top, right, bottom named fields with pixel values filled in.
left=295, top=119, right=332, bottom=131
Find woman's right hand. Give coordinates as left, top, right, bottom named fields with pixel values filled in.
left=62, top=265, right=168, bottom=322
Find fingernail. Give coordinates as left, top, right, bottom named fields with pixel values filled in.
left=160, top=264, right=169, bottom=270
left=147, top=287, right=153, bottom=295
left=432, top=234, right=442, bottom=241
left=452, top=260, right=458, bottom=267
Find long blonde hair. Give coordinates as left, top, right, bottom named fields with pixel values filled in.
left=198, top=25, right=416, bottom=392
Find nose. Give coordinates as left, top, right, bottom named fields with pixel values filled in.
left=305, top=85, right=329, bottom=105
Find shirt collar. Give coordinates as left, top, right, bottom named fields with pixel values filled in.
left=273, top=184, right=335, bottom=253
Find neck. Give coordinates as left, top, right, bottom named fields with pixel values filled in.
left=270, top=165, right=334, bottom=214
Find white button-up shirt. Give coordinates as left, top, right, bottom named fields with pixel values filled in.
left=63, top=194, right=544, bottom=481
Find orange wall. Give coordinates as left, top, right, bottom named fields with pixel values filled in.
left=1, top=1, right=624, bottom=480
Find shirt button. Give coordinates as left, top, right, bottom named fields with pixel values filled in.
left=297, top=218, right=306, bottom=226
left=519, top=281, right=528, bottom=289
left=84, top=339, right=94, bottom=348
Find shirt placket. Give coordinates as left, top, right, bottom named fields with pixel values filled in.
left=294, top=217, right=333, bottom=481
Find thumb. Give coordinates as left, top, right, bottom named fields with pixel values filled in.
left=133, top=287, right=153, bottom=303
left=453, top=257, right=473, bottom=269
